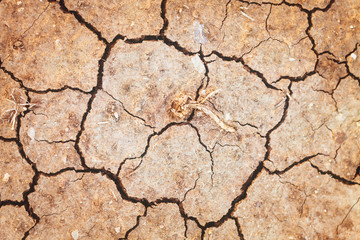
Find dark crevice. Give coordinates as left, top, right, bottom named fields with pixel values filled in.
left=0, top=136, right=17, bottom=142
left=39, top=167, right=76, bottom=177
left=207, top=50, right=280, bottom=90
left=315, top=55, right=349, bottom=92
left=310, top=0, right=335, bottom=13
left=304, top=6, right=317, bottom=56
left=5, top=85, right=40, bottom=225
left=116, top=121, right=187, bottom=175
left=333, top=144, right=342, bottom=161
left=21, top=3, right=50, bottom=38
left=188, top=123, right=215, bottom=184
left=124, top=34, right=161, bottom=44
left=116, top=156, right=139, bottom=176
left=353, top=166, right=360, bottom=180
left=75, top=168, right=152, bottom=207
left=24, top=85, right=92, bottom=95
left=187, top=122, right=212, bottom=153
left=240, top=37, right=272, bottom=58
left=336, top=196, right=360, bottom=235
left=265, top=4, right=272, bottom=35
left=344, top=43, right=359, bottom=60
left=221, top=0, right=232, bottom=29
left=312, top=87, right=339, bottom=111
left=22, top=170, right=40, bottom=223
left=1, top=58, right=91, bottom=94
left=272, top=70, right=317, bottom=84
left=264, top=93, right=290, bottom=161
left=177, top=202, right=204, bottom=230
left=297, top=0, right=336, bottom=59
left=14, top=93, right=35, bottom=163
left=344, top=43, right=360, bottom=86
left=319, top=50, right=337, bottom=59
left=232, top=217, right=245, bottom=240
left=103, top=90, right=155, bottom=129
left=146, top=200, right=205, bottom=234
left=21, top=223, right=37, bottom=240
left=265, top=153, right=325, bottom=175
left=235, top=121, right=260, bottom=133
left=73, top=98, right=95, bottom=168
left=237, top=0, right=262, bottom=7
left=181, top=173, right=201, bottom=202
left=198, top=47, right=211, bottom=90
left=184, top=219, right=189, bottom=238
left=283, top=0, right=334, bottom=12
left=201, top=161, right=264, bottom=230
left=208, top=99, right=224, bottom=115
left=283, top=0, right=335, bottom=13
left=119, top=207, right=148, bottom=240
left=310, top=162, right=360, bottom=186
left=122, top=34, right=197, bottom=56
left=159, top=0, right=168, bottom=36
left=186, top=48, right=211, bottom=123
left=333, top=74, right=349, bottom=93
left=163, top=36, right=197, bottom=56
left=201, top=229, right=206, bottom=239
left=56, top=0, right=109, bottom=44
left=74, top=34, right=123, bottom=170
left=35, top=139, right=75, bottom=144
left=0, top=200, right=24, bottom=208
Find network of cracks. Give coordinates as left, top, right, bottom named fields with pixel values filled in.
left=0, top=0, right=360, bottom=239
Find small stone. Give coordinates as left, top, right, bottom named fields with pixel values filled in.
left=191, top=55, right=205, bottom=74
left=193, top=21, right=207, bottom=45
left=27, top=127, right=35, bottom=141
left=71, top=230, right=79, bottom=240
left=2, top=173, right=10, bottom=183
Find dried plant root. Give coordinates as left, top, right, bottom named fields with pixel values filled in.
left=169, top=89, right=236, bottom=133
left=187, top=103, right=236, bottom=132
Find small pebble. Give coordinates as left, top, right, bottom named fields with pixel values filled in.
left=71, top=230, right=79, bottom=240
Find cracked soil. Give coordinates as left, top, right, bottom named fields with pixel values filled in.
left=0, top=0, right=360, bottom=239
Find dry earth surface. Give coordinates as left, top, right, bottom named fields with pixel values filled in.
left=0, top=0, right=360, bottom=239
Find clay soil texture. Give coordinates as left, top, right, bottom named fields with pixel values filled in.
left=0, top=0, right=360, bottom=239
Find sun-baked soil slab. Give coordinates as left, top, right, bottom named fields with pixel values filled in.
left=128, top=204, right=185, bottom=239
left=310, top=0, right=360, bottom=59
left=0, top=141, right=33, bottom=201
left=80, top=90, right=153, bottom=172
left=119, top=124, right=211, bottom=202
left=103, top=41, right=204, bottom=130
left=235, top=162, right=360, bottom=239
left=0, top=206, right=35, bottom=240
left=20, top=90, right=90, bottom=142
left=267, top=75, right=360, bottom=182
left=65, top=0, right=163, bottom=41
left=27, top=171, right=144, bottom=239
left=0, top=1, right=105, bottom=91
